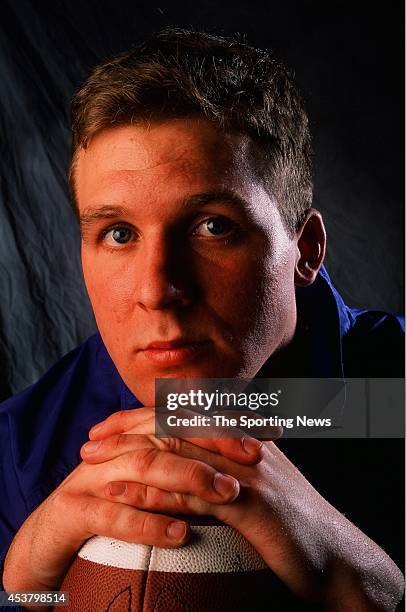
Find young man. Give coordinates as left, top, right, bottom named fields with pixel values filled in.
left=1, top=29, right=404, bottom=610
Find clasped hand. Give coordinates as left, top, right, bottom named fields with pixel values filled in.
left=6, top=406, right=398, bottom=610
left=80, top=407, right=335, bottom=602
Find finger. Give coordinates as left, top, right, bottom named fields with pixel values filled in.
left=104, top=481, right=213, bottom=516
left=81, top=432, right=261, bottom=469
left=173, top=435, right=266, bottom=465
left=84, top=427, right=265, bottom=467
left=52, top=490, right=190, bottom=548
left=89, top=408, right=275, bottom=465
left=81, top=434, right=240, bottom=481
left=170, top=408, right=282, bottom=462
left=81, top=433, right=157, bottom=464
left=105, top=447, right=240, bottom=504
left=89, top=407, right=154, bottom=440
left=85, top=431, right=263, bottom=465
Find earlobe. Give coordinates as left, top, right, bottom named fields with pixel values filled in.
left=294, top=209, right=326, bottom=287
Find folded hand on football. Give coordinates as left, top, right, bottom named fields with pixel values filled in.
left=82, top=407, right=404, bottom=609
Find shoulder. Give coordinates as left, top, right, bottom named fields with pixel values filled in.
left=0, top=333, right=124, bottom=518
left=0, top=332, right=113, bottom=468
left=0, top=333, right=105, bottom=417
left=0, top=337, right=108, bottom=567
left=342, top=308, right=405, bottom=377
left=0, top=332, right=124, bottom=445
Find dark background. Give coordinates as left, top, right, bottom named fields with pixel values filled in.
left=0, top=0, right=404, bottom=399
left=0, top=0, right=404, bottom=585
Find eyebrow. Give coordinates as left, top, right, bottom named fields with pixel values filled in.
left=79, top=190, right=251, bottom=229
left=80, top=205, right=128, bottom=228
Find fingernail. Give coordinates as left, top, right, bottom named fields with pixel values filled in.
left=167, top=521, right=187, bottom=541
left=242, top=436, right=263, bottom=455
left=109, top=482, right=127, bottom=496
left=213, top=473, right=239, bottom=498
left=83, top=441, right=101, bottom=453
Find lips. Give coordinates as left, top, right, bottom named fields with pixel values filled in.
left=139, top=339, right=211, bottom=366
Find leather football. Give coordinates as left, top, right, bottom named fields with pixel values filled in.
left=58, top=518, right=279, bottom=611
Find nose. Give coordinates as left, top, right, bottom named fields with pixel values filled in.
left=136, top=234, right=194, bottom=311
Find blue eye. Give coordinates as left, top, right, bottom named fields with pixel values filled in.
left=103, top=227, right=134, bottom=246
left=193, top=217, right=236, bottom=237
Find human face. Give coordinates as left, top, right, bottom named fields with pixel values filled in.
left=77, top=119, right=298, bottom=405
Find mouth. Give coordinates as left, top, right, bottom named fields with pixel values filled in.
left=139, top=339, right=212, bottom=367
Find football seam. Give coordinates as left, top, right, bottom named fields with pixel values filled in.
left=141, top=543, right=154, bottom=611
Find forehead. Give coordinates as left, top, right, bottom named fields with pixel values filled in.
left=74, top=119, right=258, bottom=207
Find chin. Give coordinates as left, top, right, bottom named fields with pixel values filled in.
left=123, top=360, right=244, bottom=406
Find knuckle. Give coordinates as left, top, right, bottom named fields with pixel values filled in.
left=143, top=486, right=162, bottom=509
left=164, top=437, right=184, bottom=453
left=134, top=433, right=153, bottom=448
left=172, top=491, right=189, bottom=509
left=175, top=440, right=202, bottom=460
left=80, top=501, right=97, bottom=534
left=51, top=489, right=74, bottom=513
left=131, top=447, right=158, bottom=473
left=93, top=501, right=121, bottom=535
left=130, top=511, right=155, bottom=540
left=81, top=497, right=116, bottom=533
left=132, top=484, right=149, bottom=507
left=242, top=477, right=261, bottom=502
left=113, top=433, right=127, bottom=451
left=139, top=513, right=152, bottom=538
left=185, top=460, right=208, bottom=492
left=78, top=498, right=99, bottom=532
left=99, top=502, right=119, bottom=525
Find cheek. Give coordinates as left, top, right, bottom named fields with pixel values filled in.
left=82, top=252, right=138, bottom=328
left=198, top=244, right=294, bottom=320
left=208, top=246, right=296, bottom=357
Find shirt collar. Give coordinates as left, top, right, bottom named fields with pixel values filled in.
left=293, top=265, right=348, bottom=378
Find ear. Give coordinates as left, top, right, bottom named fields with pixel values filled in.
left=294, top=209, right=326, bottom=287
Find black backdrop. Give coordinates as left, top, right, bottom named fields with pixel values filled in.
left=0, top=0, right=404, bottom=399
left=0, top=0, right=404, bottom=583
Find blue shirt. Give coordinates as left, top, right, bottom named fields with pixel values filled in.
left=0, top=266, right=404, bottom=600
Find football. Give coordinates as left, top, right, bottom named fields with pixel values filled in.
left=58, top=517, right=279, bottom=611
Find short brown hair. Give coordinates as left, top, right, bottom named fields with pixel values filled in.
left=70, top=28, right=313, bottom=233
